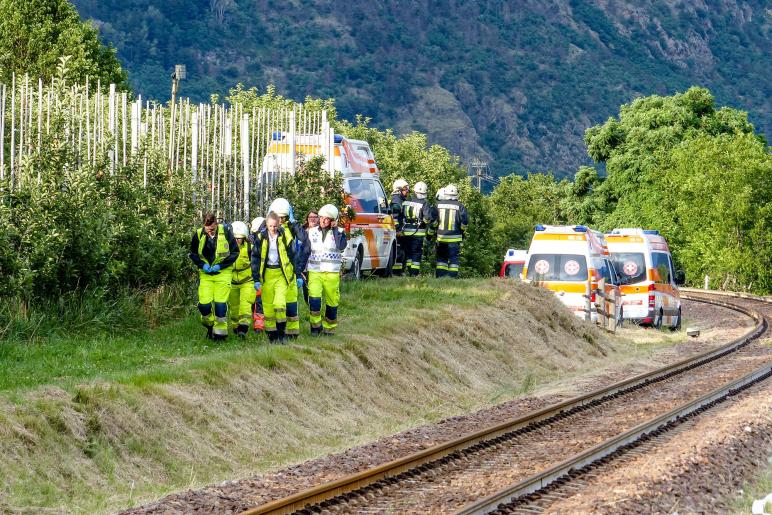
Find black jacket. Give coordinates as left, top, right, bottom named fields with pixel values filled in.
left=189, top=224, right=240, bottom=270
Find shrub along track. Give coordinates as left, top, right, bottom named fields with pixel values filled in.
left=240, top=291, right=771, bottom=514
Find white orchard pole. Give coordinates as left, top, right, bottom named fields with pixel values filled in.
left=241, top=113, right=250, bottom=222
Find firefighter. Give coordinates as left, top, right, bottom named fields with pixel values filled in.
left=189, top=212, right=239, bottom=341
left=266, top=198, right=310, bottom=339
left=251, top=212, right=300, bottom=343
left=227, top=221, right=254, bottom=338
left=390, top=178, right=409, bottom=276
left=249, top=217, right=266, bottom=333
left=307, top=204, right=347, bottom=336
left=435, top=184, right=468, bottom=278
left=401, top=181, right=436, bottom=276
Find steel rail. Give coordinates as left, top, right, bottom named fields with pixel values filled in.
left=240, top=292, right=766, bottom=515
left=456, top=361, right=772, bottom=514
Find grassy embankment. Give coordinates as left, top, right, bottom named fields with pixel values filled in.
left=0, top=278, right=684, bottom=514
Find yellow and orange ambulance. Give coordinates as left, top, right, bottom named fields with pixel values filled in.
left=522, top=225, right=621, bottom=322
left=605, top=228, right=683, bottom=329
left=261, top=133, right=396, bottom=278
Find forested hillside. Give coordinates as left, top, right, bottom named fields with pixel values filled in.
left=71, top=0, right=770, bottom=178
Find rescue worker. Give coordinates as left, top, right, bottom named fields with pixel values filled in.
left=266, top=198, right=310, bottom=339
left=251, top=212, right=300, bottom=343
left=390, top=178, right=409, bottom=276
left=249, top=217, right=266, bottom=333
left=401, top=181, right=436, bottom=276
left=301, top=210, right=319, bottom=303
left=189, top=212, right=239, bottom=341
left=227, top=221, right=254, bottom=338
left=435, top=184, right=468, bottom=278
left=307, top=204, right=347, bottom=336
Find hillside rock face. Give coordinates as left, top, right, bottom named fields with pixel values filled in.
left=73, top=0, right=770, bottom=178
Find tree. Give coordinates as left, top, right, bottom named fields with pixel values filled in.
left=0, top=0, right=128, bottom=88
left=582, top=86, right=758, bottom=228
left=580, top=86, right=771, bottom=293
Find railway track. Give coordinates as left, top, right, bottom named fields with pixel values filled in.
left=240, top=290, right=771, bottom=515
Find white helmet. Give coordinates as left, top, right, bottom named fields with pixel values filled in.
left=445, top=184, right=459, bottom=200
left=436, top=187, right=446, bottom=201
left=318, top=204, right=339, bottom=221
left=392, top=178, right=408, bottom=193
left=250, top=216, right=265, bottom=233
left=268, top=198, right=291, bottom=217
left=414, top=181, right=428, bottom=198
left=231, top=221, right=249, bottom=239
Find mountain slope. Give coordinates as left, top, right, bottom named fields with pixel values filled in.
left=72, top=0, right=771, bottom=178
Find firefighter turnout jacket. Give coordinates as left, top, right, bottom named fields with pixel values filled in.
left=401, top=196, right=435, bottom=237
left=435, top=199, right=469, bottom=243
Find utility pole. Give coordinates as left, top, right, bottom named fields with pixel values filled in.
left=169, top=64, right=186, bottom=166
left=170, top=64, right=186, bottom=108
left=469, top=157, right=492, bottom=192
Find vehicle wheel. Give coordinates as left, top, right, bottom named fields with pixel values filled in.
left=376, top=244, right=395, bottom=278
left=672, top=307, right=682, bottom=331
left=348, top=247, right=363, bottom=281
left=655, top=309, right=663, bottom=330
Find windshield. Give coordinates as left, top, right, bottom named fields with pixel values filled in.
left=610, top=252, right=646, bottom=284
left=526, top=254, right=588, bottom=282
left=347, top=178, right=384, bottom=214
left=504, top=263, right=524, bottom=279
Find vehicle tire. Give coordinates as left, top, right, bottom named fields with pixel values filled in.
left=655, top=309, right=663, bottom=330
left=347, top=247, right=363, bottom=281
left=376, top=244, right=396, bottom=278
left=672, top=307, right=682, bottom=331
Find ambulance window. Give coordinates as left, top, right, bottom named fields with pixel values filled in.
left=526, top=254, right=587, bottom=281
left=347, top=178, right=379, bottom=213
left=651, top=252, right=671, bottom=283
left=610, top=252, right=646, bottom=284
left=504, top=263, right=524, bottom=279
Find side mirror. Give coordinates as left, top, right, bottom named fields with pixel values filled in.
left=675, top=270, right=686, bottom=286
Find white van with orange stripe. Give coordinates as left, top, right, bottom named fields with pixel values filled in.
left=261, top=133, right=396, bottom=278
left=606, top=228, right=683, bottom=329
left=522, top=225, right=621, bottom=322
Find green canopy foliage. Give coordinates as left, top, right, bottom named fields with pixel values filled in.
left=0, top=0, right=128, bottom=88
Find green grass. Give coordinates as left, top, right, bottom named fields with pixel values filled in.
left=0, top=277, right=497, bottom=392
left=731, top=461, right=772, bottom=513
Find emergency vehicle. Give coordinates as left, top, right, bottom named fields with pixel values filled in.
left=522, top=225, right=621, bottom=323
left=261, top=133, right=396, bottom=279
left=605, top=228, right=683, bottom=329
left=499, top=249, right=527, bottom=279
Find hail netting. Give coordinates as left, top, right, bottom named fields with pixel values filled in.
left=0, top=74, right=336, bottom=222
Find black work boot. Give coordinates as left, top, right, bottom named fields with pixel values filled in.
left=206, top=326, right=214, bottom=340
left=266, top=331, right=278, bottom=343
left=276, top=322, right=287, bottom=344
left=310, top=326, right=322, bottom=337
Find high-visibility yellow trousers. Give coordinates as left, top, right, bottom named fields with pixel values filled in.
left=262, top=268, right=288, bottom=336
left=308, top=270, right=341, bottom=335
left=198, top=269, right=232, bottom=337
left=285, top=273, right=300, bottom=336
left=228, top=280, right=254, bottom=331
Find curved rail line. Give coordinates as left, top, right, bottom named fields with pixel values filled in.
left=240, top=290, right=769, bottom=515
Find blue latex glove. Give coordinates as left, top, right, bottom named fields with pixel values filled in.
left=254, top=281, right=262, bottom=291
left=288, top=204, right=296, bottom=224
left=202, top=263, right=211, bottom=273
left=210, top=264, right=221, bottom=273
left=296, top=277, right=304, bottom=288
